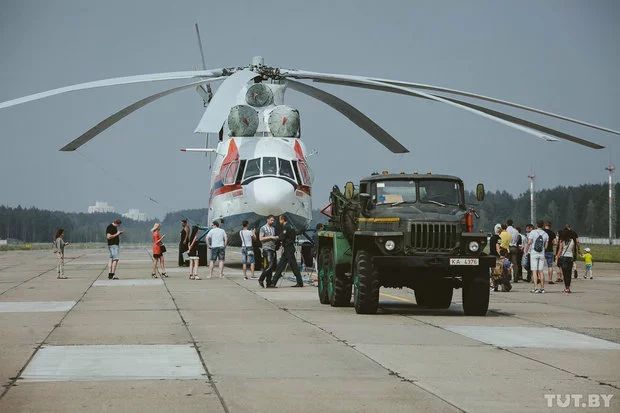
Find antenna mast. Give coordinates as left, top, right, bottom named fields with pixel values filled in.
left=605, top=162, right=616, bottom=244
left=528, top=173, right=536, bottom=224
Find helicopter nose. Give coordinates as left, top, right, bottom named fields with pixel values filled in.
left=250, top=177, right=296, bottom=215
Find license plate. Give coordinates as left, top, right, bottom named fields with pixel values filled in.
left=450, top=258, right=479, bottom=266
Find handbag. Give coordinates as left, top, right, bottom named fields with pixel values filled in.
left=160, top=244, right=167, bottom=253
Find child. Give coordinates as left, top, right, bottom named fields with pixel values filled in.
left=492, top=248, right=512, bottom=292
left=582, top=247, right=593, bottom=279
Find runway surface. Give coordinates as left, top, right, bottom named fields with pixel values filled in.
left=0, top=247, right=618, bottom=412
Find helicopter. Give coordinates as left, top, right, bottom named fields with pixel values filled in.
left=1, top=47, right=618, bottom=244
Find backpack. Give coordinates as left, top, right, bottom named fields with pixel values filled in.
left=533, top=232, right=544, bottom=253
left=492, top=258, right=504, bottom=280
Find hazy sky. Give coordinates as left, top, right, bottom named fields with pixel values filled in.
left=1, top=0, right=618, bottom=220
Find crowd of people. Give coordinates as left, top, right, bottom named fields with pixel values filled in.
left=489, top=219, right=594, bottom=294
left=52, top=217, right=595, bottom=293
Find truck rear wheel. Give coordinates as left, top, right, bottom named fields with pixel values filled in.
left=318, top=248, right=331, bottom=304
left=462, top=277, right=490, bottom=316
left=330, top=264, right=352, bottom=307
left=353, top=250, right=380, bottom=314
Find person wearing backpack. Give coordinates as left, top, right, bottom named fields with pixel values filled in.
left=526, top=220, right=549, bottom=293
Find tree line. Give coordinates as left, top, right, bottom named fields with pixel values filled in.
left=0, top=181, right=617, bottom=243
left=466, top=182, right=619, bottom=236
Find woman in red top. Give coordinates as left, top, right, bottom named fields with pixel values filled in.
left=151, top=223, right=167, bottom=278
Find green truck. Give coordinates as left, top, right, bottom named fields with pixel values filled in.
left=317, top=172, right=493, bottom=316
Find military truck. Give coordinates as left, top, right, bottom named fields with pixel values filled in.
left=317, top=171, right=493, bottom=315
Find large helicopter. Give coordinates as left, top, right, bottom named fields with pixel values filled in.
left=1, top=48, right=618, bottom=244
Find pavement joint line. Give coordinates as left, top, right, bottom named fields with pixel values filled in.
left=392, top=305, right=620, bottom=392
left=278, top=306, right=469, bottom=413
left=0, top=254, right=87, bottom=297
left=160, top=270, right=231, bottom=413
left=0, top=262, right=106, bottom=401
left=224, top=277, right=470, bottom=413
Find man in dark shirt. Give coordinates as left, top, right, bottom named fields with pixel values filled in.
left=269, top=215, right=304, bottom=287
left=489, top=223, right=501, bottom=257
left=106, top=219, right=123, bottom=279
left=543, top=221, right=557, bottom=284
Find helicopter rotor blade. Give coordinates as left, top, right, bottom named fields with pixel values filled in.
left=283, top=70, right=605, bottom=149
left=286, top=79, right=409, bottom=153
left=59, top=77, right=226, bottom=151
left=0, top=69, right=225, bottom=110
left=372, top=78, right=620, bottom=137
left=194, top=69, right=259, bottom=134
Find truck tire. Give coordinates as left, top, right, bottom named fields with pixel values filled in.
left=353, top=250, right=380, bottom=314
left=330, top=264, right=352, bottom=307
left=426, top=285, right=453, bottom=309
left=462, top=277, right=490, bottom=316
left=318, top=248, right=331, bottom=304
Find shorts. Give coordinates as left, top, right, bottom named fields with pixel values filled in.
left=210, top=246, right=225, bottom=262
left=585, top=264, right=592, bottom=271
left=530, top=253, right=545, bottom=271
left=544, top=252, right=554, bottom=267
left=153, top=253, right=162, bottom=259
left=108, top=245, right=119, bottom=260
left=241, top=247, right=255, bottom=265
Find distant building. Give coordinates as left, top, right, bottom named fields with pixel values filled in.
left=122, top=209, right=148, bottom=222
left=88, top=201, right=115, bottom=214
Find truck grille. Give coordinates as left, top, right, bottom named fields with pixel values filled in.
left=410, top=222, right=459, bottom=251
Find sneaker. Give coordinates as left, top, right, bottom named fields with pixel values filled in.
left=589, top=276, right=593, bottom=279
left=540, top=289, right=545, bottom=293
left=531, top=288, right=540, bottom=293
left=563, top=288, right=571, bottom=293
left=548, top=281, right=554, bottom=285
left=111, top=275, right=119, bottom=280
left=584, top=275, right=588, bottom=279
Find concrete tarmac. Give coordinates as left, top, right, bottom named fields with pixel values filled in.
left=0, top=247, right=618, bottom=413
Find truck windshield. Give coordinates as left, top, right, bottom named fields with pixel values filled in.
left=374, top=180, right=417, bottom=205
left=419, top=180, right=462, bottom=206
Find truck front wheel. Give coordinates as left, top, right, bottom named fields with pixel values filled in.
left=353, top=250, right=380, bottom=314
left=318, top=248, right=332, bottom=304
left=462, top=277, right=490, bottom=316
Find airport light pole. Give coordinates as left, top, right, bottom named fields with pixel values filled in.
left=605, top=163, right=615, bottom=244
left=528, top=173, right=536, bottom=225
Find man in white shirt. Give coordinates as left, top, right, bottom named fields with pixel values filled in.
left=506, top=219, right=522, bottom=282
left=206, top=221, right=228, bottom=278
left=525, top=220, right=549, bottom=293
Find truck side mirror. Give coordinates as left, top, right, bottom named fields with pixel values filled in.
left=359, top=193, right=371, bottom=212
left=476, top=183, right=485, bottom=201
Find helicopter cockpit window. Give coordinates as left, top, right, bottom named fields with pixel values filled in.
left=223, top=161, right=239, bottom=185
left=374, top=181, right=416, bottom=205
left=243, top=158, right=261, bottom=179
left=263, top=157, right=277, bottom=175
left=278, top=158, right=295, bottom=180
left=419, top=180, right=462, bottom=206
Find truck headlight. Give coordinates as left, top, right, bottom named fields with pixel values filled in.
left=468, top=241, right=480, bottom=252
left=385, top=240, right=396, bottom=251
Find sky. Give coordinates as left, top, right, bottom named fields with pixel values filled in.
left=1, top=0, right=618, bottom=220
